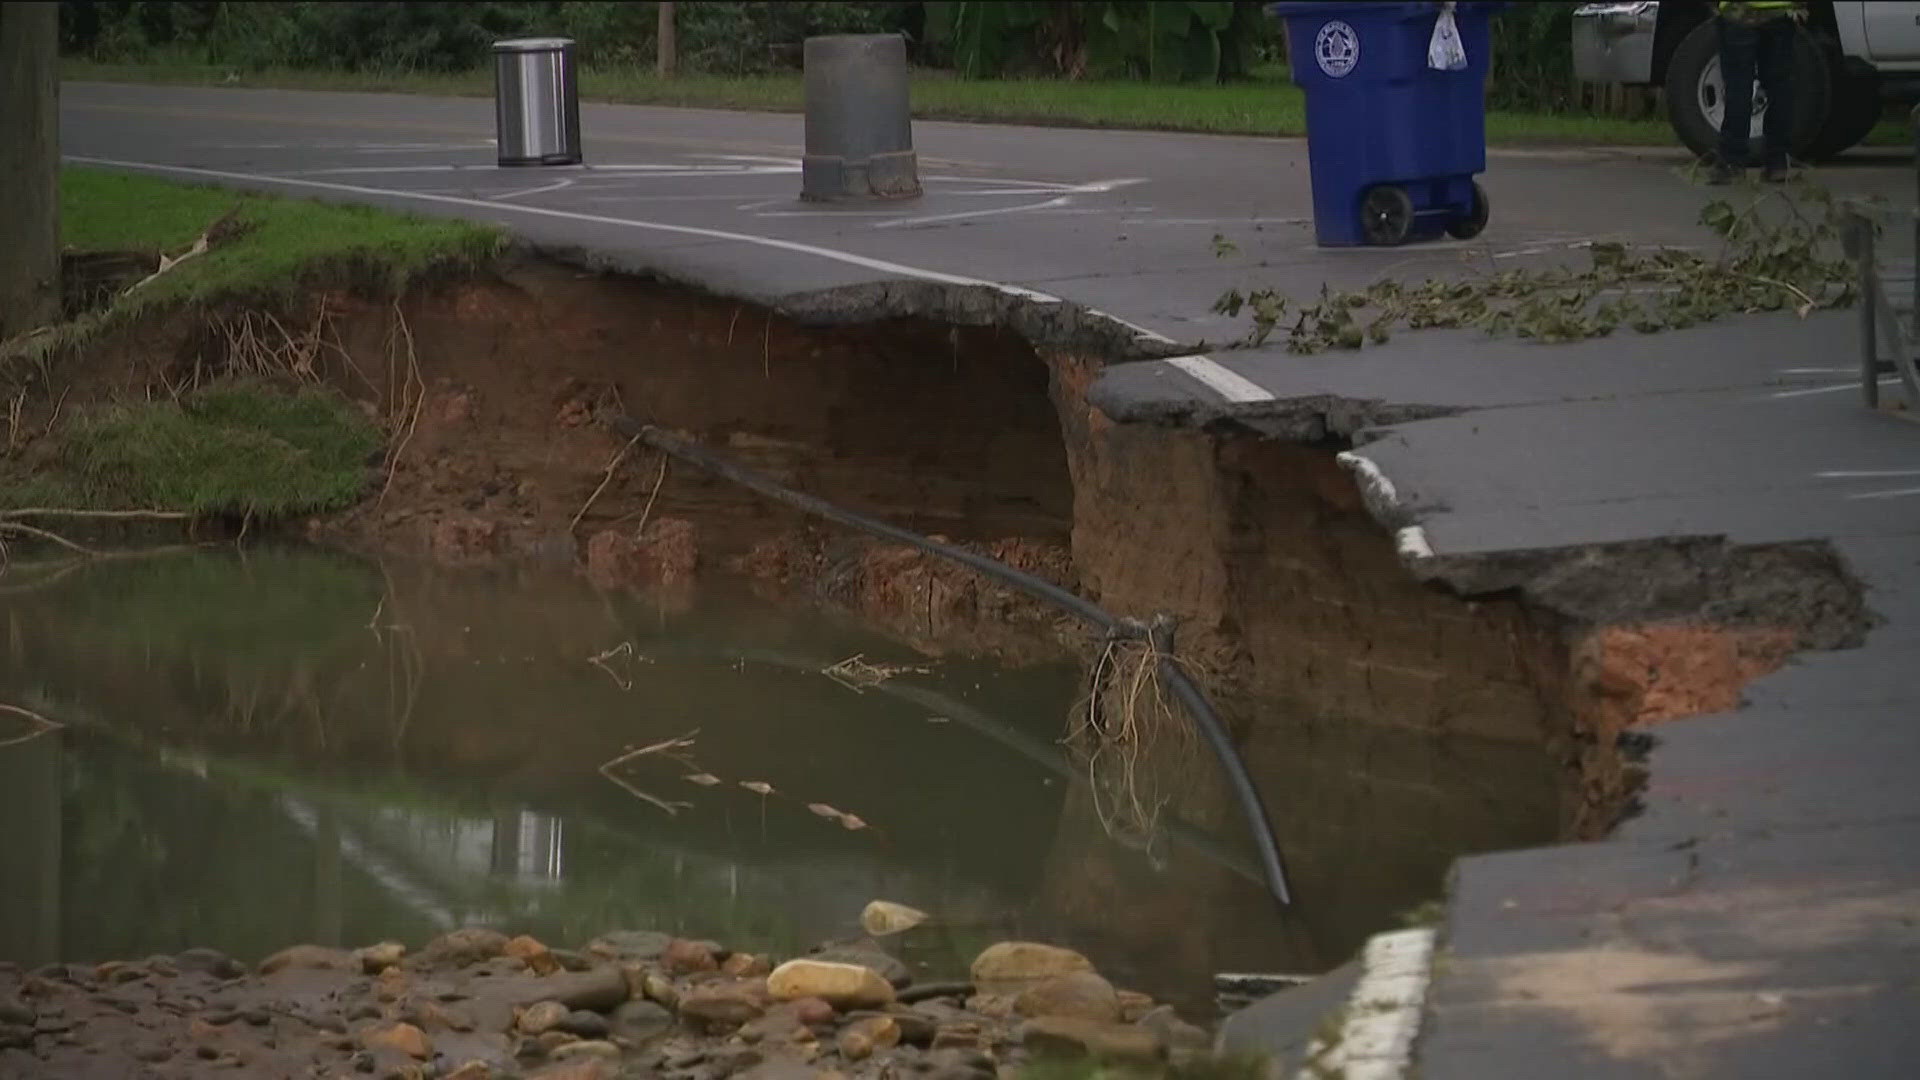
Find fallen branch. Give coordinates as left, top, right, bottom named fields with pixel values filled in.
left=124, top=206, right=243, bottom=297
left=377, top=304, right=425, bottom=505
left=823, top=654, right=931, bottom=694
left=0, top=521, right=95, bottom=555
left=571, top=433, right=643, bottom=534
left=0, top=703, right=64, bottom=750
left=597, top=728, right=701, bottom=816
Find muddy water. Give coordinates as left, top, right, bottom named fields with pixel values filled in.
left=0, top=547, right=1561, bottom=1014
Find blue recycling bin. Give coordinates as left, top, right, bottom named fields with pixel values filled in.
left=1270, top=2, right=1499, bottom=246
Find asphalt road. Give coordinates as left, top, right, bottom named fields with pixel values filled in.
left=61, top=81, right=1920, bottom=1077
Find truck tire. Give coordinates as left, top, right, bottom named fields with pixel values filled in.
left=1802, top=61, right=1882, bottom=160
left=1664, top=19, right=1831, bottom=162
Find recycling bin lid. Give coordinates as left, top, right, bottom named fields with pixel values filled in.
left=492, top=37, right=575, bottom=53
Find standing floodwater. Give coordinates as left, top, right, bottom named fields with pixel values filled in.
left=0, top=547, right=1561, bottom=1014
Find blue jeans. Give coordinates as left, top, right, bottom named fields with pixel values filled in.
left=1717, top=15, right=1797, bottom=168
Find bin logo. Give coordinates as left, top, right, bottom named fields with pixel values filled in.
left=1314, top=20, right=1359, bottom=78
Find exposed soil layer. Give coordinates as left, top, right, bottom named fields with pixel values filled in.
left=19, top=254, right=1875, bottom=839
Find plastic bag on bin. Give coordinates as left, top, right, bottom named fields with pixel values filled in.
left=1429, top=1, right=1468, bottom=71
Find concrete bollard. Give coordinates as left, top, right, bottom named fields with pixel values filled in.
left=801, top=34, right=921, bottom=201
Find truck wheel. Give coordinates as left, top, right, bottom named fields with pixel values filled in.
left=1663, top=20, right=1831, bottom=162
left=1802, top=60, right=1881, bottom=160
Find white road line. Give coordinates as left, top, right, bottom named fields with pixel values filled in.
left=1295, top=928, right=1436, bottom=1080
left=1165, top=355, right=1274, bottom=404
left=1768, top=377, right=1898, bottom=399
left=66, top=154, right=1071, bottom=306
left=875, top=196, right=1071, bottom=229
left=493, top=177, right=576, bottom=201
left=1817, top=469, right=1920, bottom=478
left=1783, top=366, right=1864, bottom=374
left=1849, top=485, right=1920, bottom=500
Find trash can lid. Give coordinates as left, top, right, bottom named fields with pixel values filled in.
left=492, top=37, right=575, bottom=53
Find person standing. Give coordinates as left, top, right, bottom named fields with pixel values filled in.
left=1710, top=0, right=1807, bottom=184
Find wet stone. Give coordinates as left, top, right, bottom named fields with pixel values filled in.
left=559, top=1009, right=611, bottom=1038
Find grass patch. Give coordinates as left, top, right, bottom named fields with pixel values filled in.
left=62, top=57, right=1794, bottom=147
left=61, top=167, right=502, bottom=312
left=4, top=380, right=380, bottom=520
left=2, top=168, right=501, bottom=368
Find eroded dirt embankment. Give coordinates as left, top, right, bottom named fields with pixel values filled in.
left=42, top=253, right=1873, bottom=831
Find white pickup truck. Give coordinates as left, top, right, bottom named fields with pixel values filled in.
left=1573, top=0, right=1920, bottom=159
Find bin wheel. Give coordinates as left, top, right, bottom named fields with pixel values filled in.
left=1447, top=182, right=1489, bottom=241
left=1360, top=186, right=1414, bottom=246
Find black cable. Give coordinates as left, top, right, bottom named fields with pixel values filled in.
left=608, top=417, right=1293, bottom=906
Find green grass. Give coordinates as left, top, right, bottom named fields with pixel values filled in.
left=64, top=57, right=1688, bottom=145
left=5, top=380, right=381, bottom=520
left=60, top=166, right=502, bottom=313
left=63, top=57, right=1918, bottom=147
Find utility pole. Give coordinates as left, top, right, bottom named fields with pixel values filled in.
left=0, top=2, right=61, bottom=339
left=657, top=2, right=678, bottom=79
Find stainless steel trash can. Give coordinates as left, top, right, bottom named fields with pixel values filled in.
left=493, top=37, right=582, bottom=166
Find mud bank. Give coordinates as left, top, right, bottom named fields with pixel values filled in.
left=23, top=252, right=1874, bottom=848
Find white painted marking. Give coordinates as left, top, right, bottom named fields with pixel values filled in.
left=1294, top=928, right=1436, bottom=1080
left=1118, top=216, right=1310, bottom=227
left=1337, top=451, right=1402, bottom=518
left=1086, top=308, right=1179, bottom=346
left=1768, top=377, right=1898, bottom=399
left=1848, top=485, right=1920, bottom=500
left=1395, top=526, right=1433, bottom=561
left=1783, top=366, right=1864, bottom=375
left=1165, top=355, right=1273, bottom=404
left=291, top=162, right=796, bottom=177
left=493, top=177, right=576, bottom=201
left=875, top=196, right=1071, bottom=229
left=1816, top=469, right=1920, bottom=479
left=66, top=155, right=1067, bottom=304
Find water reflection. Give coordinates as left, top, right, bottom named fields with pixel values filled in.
left=0, top=546, right=1563, bottom=1013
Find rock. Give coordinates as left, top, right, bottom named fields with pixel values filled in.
left=678, top=981, right=769, bottom=1031
left=721, top=953, right=772, bottom=978
left=877, top=1008, right=935, bottom=1046
left=768, top=961, right=894, bottom=1011
left=734, top=1060, right=823, bottom=1080
left=258, top=945, right=356, bottom=975
left=710, top=1044, right=767, bottom=1074
left=0, top=998, right=30, bottom=1026
left=859, top=901, right=930, bottom=938
left=529, top=1057, right=615, bottom=1080
left=587, top=931, right=673, bottom=963
left=962, top=995, right=1015, bottom=1020
left=507, top=936, right=562, bottom=976
left=923, top=1048, right=997, bottom=1080
left=404, top=999, right=475, bottom=1033
left=520, top=1001, right=572, bottom=1036
left=608, top=999, right=673, bottom=1044
left=1012, top=972, right=1119, bottom=1023
left=1115, top=991, right=1155, bottom=1023
left=836, top=1016, right=899, bottom=1061
left=969, top=944, right=1093, bottom=997
left=539, top=1030, right=581, bottom=1051
left=0, top=1026, right=32, bottom=1051
left=174, top=948, right=245, bottom=980
left=363, top=1021, right=434, bottom=1060
left=559, top=1010, right=610, bottom=1038
left=1019, top=1017, right=1163, bottom=1063
left=808, top=945, right=910, bottom=989
left=660, top=940, right=718, bottom=976
left=639, top=970, right=680, bottom=1010
left=552, top=1039, right=621, bottom=1060
left=425, top=928, right=511, bottom=966
left=444, top=1062, right=496, bottom=1080
left=930, top=1026, right=982, bottom=1051
left=791, top=998, right=836, bottom=1028
left=551, top=948, right=594, bottom=972
left=356, top=942, right=408, bottom=975
left=1135, top=1005, right=1209, bottom=1050
left=376, top=967, right=409, bottom=1001
left=524, top=967, right=631, bottom=1013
